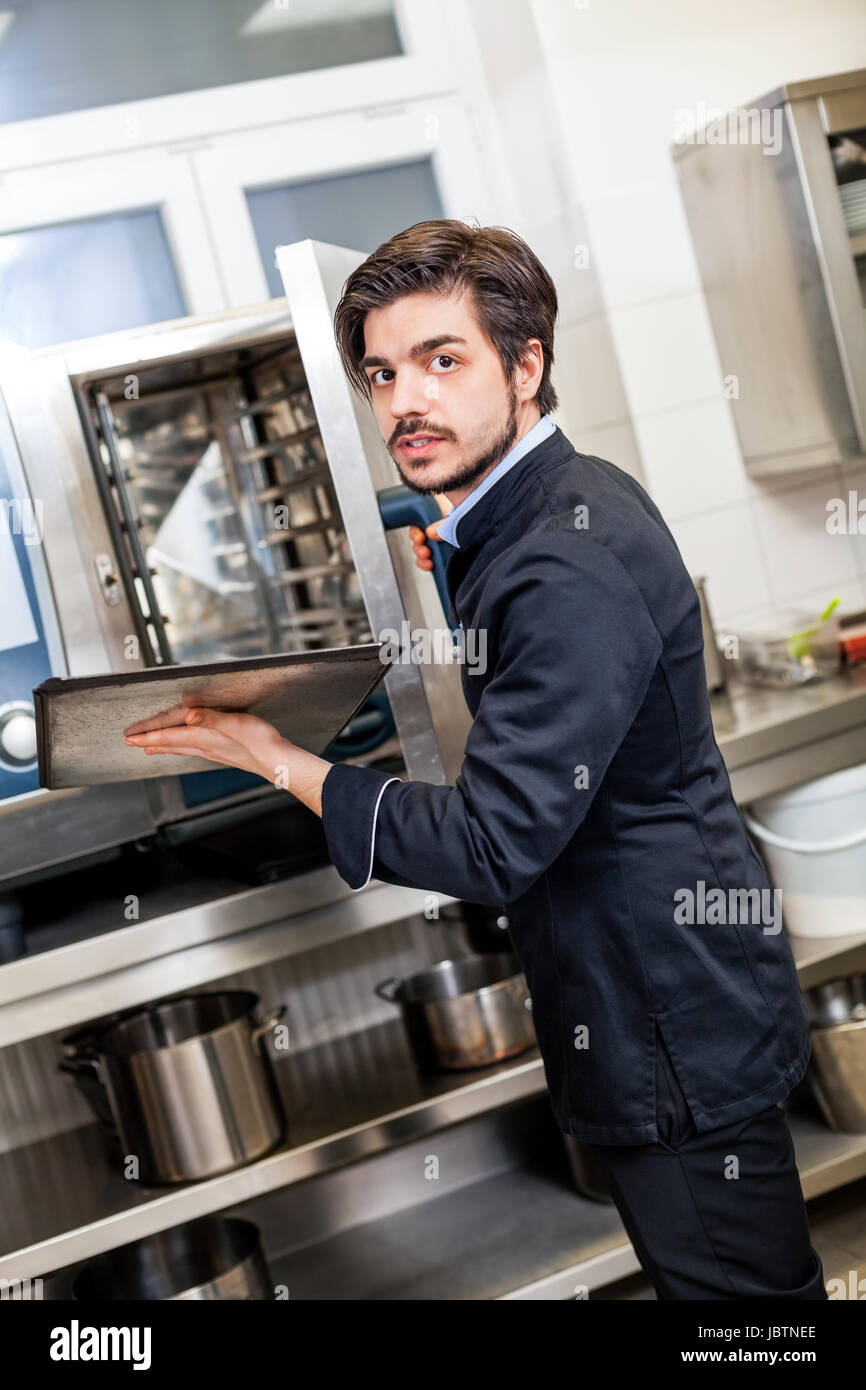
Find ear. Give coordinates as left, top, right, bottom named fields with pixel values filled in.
left=517, top=338, right=544, bottom=402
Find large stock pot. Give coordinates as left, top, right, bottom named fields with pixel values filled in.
left=60, top=990, right=286, bottom=1183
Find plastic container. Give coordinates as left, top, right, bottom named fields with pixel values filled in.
left=728, top=609, right=840, bottom=687
left=744, top=762, right=866, bottom=937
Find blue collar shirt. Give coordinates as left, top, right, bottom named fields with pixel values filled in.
left=435, top=413, right=557, bottom=549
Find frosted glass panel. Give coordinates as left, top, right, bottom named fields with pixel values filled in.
left=248, top=159, right=444, bottom=297
left=0, top=210, right=187, bottom=350
left=0, top=1, right=402, bottom=124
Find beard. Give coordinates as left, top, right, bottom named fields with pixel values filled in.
left=391, top=383, right=520, bottom=497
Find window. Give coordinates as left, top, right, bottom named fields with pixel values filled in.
left=247, top=158, right=444, bottom=297
left=0, top=209, right=186, bottom=349
left=0, top=0, right=403, bottom=124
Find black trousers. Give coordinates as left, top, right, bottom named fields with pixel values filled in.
left=585, top=1027, right=828, bottom=1300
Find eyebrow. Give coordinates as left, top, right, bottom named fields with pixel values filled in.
left=359, top=335, right=469, bottom=370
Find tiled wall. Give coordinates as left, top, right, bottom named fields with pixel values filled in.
left=524, top=0, right=866, bottom=631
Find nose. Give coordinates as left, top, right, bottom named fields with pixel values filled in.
left=389, top=367, right=431, bottom=423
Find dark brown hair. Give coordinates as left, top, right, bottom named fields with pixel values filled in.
left=334, top=218, right=559, bottom=416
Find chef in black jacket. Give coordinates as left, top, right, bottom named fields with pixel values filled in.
left=127, top=220, right=827, bottom=1300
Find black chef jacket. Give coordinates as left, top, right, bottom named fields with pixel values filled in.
left=320, top=423, right=811, bottom=1144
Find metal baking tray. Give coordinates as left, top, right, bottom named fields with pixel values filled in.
left=33, top=644, right=389, bottom=788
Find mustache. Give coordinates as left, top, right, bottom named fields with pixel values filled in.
left=391, top=424, right=454, bottom=445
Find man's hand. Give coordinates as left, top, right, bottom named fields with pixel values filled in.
left=124, top=708, right=332, bottom=816
left=125, top=708, right=287, bottom=780
left=408, top=519, right=443, bottom=572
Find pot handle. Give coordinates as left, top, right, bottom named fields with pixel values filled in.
left=251, top=1004, right=287, bottom=1047
left=59, top=1055, right=106, bottom=1085
left=374, top=977, right=401, bottom=1004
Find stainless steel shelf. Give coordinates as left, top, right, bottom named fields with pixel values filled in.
left=0, top=1019, right=545, bottom=1281
left=3, top=929, right=866, bottom=1285
left=270, top=1161, right=634, bottom=1301
left=0, top=871, right=456, bottom=1049
left=264, top=1110, right=863, bottom=1300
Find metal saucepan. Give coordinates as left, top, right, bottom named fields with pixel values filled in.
left=806, top=974, right=866, bottom=1029
left=72, top=1216, right=273, bottom=1300
left=804, top=974, right=866, bottom=1132
left=562, top=1135, right=614, bottom=1204
left=60, top=990, right=286, bottom=1183
left=435, top=900, right=515, bottom=954
left=375, top=951, right=535, bottom=1073
left=60, top=1016, right=128, bottom=1149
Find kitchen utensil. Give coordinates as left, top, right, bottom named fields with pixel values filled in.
left=375, top=952, right=535, bottom=1072
left=804, top=974, right=866, bottom=1132
left=787, top=596, right=841, bottom=658
left=727, top=608, right=841, bottom=687
left=692, top=576, right=727, bottom=694
left=562, top=1134, right=614, bottom=1204
left=436, top=900, right=514, bottom=954
left=806, top=975, right=866, bottom=1028
left=72, top=1216, right=273, bottom=1300
left=60, top=1018, right=127, bottom=1146
left=34, top=643, right=388, bottom=787
left=60, top=990, right=286, bottom=1183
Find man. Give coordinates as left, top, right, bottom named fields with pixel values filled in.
left=126, top=219, right=826, bottom=1300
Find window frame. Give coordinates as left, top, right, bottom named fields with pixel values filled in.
left=189, top=93, right=499, bottom=306
left=0, top=1, right=454, bottom=171
left=0, top=146, right=226, bottom=328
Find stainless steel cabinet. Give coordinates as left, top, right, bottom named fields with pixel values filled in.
left=674, top=67, right=866, bottom=477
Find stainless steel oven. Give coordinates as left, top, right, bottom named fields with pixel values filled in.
left=0, top=239, right=470, bottom=885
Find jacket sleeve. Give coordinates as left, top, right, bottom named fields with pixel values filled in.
left=320, top=528, right=663, bottom=905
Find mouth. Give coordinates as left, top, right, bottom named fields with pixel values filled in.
left=397, top=435, right=445, bottom=460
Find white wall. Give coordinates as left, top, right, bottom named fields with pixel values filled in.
left=528, top=0, right=866, bottom=629
left=451, top=0, right=645, bottom=483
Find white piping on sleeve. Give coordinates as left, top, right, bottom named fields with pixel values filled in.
left=351, top=776, right=403, bottom=892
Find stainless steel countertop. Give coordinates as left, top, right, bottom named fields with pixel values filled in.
left=710, top=665, right=866, bottom=803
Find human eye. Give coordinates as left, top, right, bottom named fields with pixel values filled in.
left=369, top=368, right=394, bottom=387
left=430, top=354, right=458, bottom=372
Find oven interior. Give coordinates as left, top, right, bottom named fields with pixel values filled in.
left=75, top=333, right=374, bottom=670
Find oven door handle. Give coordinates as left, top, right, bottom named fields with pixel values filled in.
left=376, top=485, right=457, bottom=632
